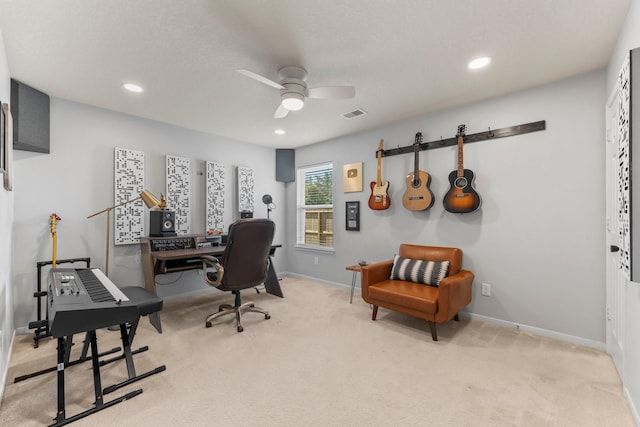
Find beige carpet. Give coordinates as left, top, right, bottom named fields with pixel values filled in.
left=0, top=276, right=635, bottom=427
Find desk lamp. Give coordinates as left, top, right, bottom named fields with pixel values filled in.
left=87, top=190, right=160, bottom=275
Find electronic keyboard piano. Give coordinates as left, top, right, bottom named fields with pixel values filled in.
left=47, top=268, right=139, bottom=337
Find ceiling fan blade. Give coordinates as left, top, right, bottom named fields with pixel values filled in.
left=274, top=104, right=289, bottom=119
left=307, top=86, right=355, bottom=99
left=237, top=68, right=284, bottom=90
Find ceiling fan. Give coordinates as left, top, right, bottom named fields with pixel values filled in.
left=237, top=66, right=356, bottom=119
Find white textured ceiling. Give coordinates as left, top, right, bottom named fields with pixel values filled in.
left=0, top=0, right=630, bottom=148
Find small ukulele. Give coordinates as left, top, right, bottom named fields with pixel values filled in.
left=443, top=125, right=481, bottom=213
left=368, top=139, right=391, bottom=210
left=401, top=132, right=434, bottom=211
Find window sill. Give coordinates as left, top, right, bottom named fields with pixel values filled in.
left=294, top=244, right=335, bottom=254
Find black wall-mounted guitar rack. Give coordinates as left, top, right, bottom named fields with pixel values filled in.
left=377, top=120, right=546, bottom=158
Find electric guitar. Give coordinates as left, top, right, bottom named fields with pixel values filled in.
left=443, top=125, right=481, bottom=213
left=401, top=132, right=434, bottom=211
left=368, top=139, right=391, bottom=210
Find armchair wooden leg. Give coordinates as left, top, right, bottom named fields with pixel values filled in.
left=454, top=313, right=459, bottom=321
left=427, top=321, right=438, bottom=341
left=372, top=305, right=378, bottom=320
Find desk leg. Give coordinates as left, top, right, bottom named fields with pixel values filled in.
left=140, top=242, right=157, bottom=295
left=264, top=256, right=284, bottom=298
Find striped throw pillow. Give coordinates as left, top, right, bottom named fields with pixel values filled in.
left=389, top=255, right=450, bottom=287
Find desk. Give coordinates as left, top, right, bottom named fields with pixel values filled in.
left=345, top=264, right=364, bottom=304
left=140, top=235, right=283, bottom=297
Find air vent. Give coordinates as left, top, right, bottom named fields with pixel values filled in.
left=342, top=108, right=368, bottom=119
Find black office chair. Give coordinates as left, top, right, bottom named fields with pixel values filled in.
left=201, top=218, right=275, bottom=332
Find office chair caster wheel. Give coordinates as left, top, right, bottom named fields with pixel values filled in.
left=237, top=325, right=244, bottom=333
left=265, top=314, right=271, bottom=320
left=206, top=321, right=212, bottom=328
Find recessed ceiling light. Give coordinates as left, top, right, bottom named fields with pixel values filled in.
left=468, top=57, right=491, bottom=70
left=274, top=129, right=286, bottom=135
left=122, top=82, right=144, bottom=93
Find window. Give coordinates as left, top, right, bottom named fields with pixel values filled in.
left=297, top=163, right=334, bottom=250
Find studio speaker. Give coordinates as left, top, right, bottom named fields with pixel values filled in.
left=149, top=210, right=177, bottom=237
left=276, top=149, right=295, bottom=183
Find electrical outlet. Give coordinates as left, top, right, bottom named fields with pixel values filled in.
left=481, top=283, right=491, bottom=297
left=314, top=257, right=319, bottom=265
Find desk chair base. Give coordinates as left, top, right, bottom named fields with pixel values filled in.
left=205, top=292, right=270, bottom=333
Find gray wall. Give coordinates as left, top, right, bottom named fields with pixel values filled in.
left=287, top=69, right=607, bottom=346
left=0, top=23, right=14, bottom=404
left=11, top=98, right=287, bottom=331
left=607, top=0, right=640, bottom=421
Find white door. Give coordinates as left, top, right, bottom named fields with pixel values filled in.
left=605, top=87, right=625, bottom=378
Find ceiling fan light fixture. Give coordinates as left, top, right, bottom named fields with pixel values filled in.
left=281, top=92, right=304, bottom=111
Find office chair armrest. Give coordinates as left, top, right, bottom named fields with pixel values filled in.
left=201, top=255, right=225, bottom=288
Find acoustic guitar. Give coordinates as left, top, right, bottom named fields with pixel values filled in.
left=401, top=132, right=434, bottom=211
left=443, top=125, right=481, bottom=213
left=368, top=139, right=391, bottom=210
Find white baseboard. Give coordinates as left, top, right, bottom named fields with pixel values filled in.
left=285, top=272, right=351, bottom=290
left=624, top=386, right=640, bottom=426
left=0, top=329, right=16, bottom=410
left=463, top=312, right=605, bottom=350
left=15, top=326, right=29, bottom=336
left=286, top=272, right=606, bottom=351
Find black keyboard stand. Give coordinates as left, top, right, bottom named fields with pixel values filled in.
left=100, top=320, right=166, bottom=395
left=13, top=331, right=141, bottom=425
left=13, top=331, right=120, bottom=383
left=50, top=333, right=142, bottom=426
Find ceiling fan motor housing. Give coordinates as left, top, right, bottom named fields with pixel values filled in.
left=278, top=67, right=308, bottom=111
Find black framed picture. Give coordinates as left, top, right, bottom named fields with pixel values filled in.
left=346, top=201, right=360, bottom=231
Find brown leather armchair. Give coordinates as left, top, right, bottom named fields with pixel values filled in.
left=360, top=244, right=474, bottom=341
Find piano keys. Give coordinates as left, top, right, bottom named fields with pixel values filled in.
left=47, top=268, right=139, bottom=337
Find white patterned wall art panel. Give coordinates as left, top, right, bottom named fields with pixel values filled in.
left=237, top=166, right=254, bottom=213
left=166, top=155, right=191, bottom=235
left=618, top=54, right=631, bottom=279
left=114, top=147, right=145, bottom=245
left=205, top=161, right=225, bottom=231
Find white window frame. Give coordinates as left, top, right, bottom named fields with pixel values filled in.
left=296, top=162, right=334, bottom=251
